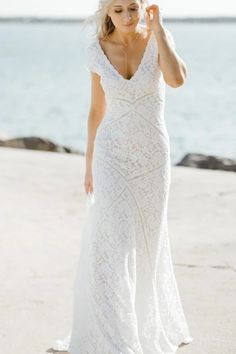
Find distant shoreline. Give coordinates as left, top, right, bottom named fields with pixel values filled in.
left=0, top=16, right=236, bottom=24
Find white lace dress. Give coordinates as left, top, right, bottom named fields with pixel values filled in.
left=51, top=28, right=193, bottom=354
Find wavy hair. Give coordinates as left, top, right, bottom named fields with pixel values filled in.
left=82, top=0, right=148, bottom=40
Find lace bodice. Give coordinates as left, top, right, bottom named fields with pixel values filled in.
left=85, top=27, right=176, bottom=99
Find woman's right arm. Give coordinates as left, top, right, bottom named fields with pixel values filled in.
left=84, top=72, right=106, bottom=194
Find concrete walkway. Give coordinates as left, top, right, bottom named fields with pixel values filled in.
left=0, top=147, right=235, bottom=354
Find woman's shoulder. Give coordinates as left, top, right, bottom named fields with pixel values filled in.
left=86, top=36, right=98, bottom=52
left=86, top=36, right=99, bottom=63
left=85, top=36, right=100, bottom=74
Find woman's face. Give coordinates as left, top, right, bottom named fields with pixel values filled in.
left=107, top=0, right=143, bottom=31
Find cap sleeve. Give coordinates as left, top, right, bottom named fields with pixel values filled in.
left=164, top=28, right=176, bottom=50
left=85, top=40, right=100, bottom=75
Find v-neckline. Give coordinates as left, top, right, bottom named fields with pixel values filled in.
left=96, top=30, right=153, bottom=83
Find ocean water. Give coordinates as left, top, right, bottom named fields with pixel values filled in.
left=0, top=21, right=235, bottom=164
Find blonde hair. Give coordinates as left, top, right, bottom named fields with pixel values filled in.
left=82, top=0, right=148, bottom=40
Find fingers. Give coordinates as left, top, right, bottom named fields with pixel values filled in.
left=84, top=181, right=93, bottom=194
left=146, top=4, right=163, bottom=25
left=85, top=187, right=93, bottom=195
left=146, top=4, right=159, bottom=13
left=146, top=4, right=159, bottom=10
left=87, top=186, right=93, bottom=194
left=146, top=5, right=159, bottom=20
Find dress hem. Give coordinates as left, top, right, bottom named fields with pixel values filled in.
left=50, top=334, right=194, bottom=353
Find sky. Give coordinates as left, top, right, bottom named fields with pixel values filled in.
left=0, top=0, right=236, bottom=18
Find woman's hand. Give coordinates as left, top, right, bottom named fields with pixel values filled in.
left=84, top=168, right=93, bottom=194
left=144, top=4, right=163, bottom=33
left=144, top=3, right=187, bottom=88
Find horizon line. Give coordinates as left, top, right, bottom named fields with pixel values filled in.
left=0, top=15, right=236, bottom=23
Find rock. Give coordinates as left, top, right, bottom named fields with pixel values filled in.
left=0, top=136, right=83, bottom=155
left=176, top=153, right=236, bottom=172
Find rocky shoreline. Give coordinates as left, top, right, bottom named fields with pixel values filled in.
left=0, top=136, right=83, bottom=155
left=0, top=136, right=235, bottom=172
left=177, top=153, right=236, bottom=172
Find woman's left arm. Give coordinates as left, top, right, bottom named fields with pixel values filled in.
left=154, top=25, right=188, bottom=88
left=145, top=4, right=188, bottom=88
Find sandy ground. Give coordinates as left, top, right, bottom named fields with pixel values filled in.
left=0, top=146, right=235, bottom=354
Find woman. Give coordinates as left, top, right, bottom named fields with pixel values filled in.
left=51, top=0, right=193, bottom=353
